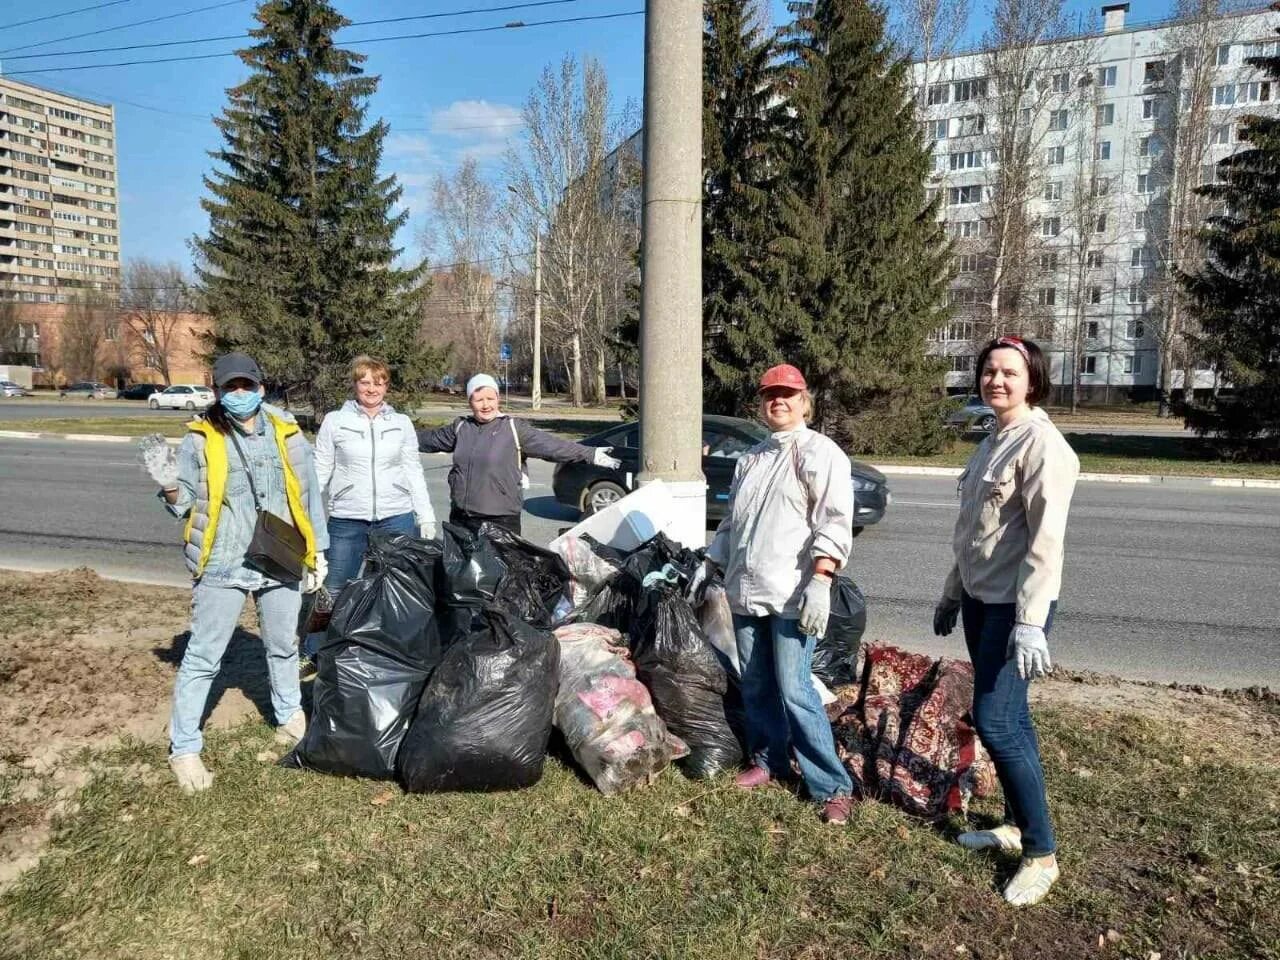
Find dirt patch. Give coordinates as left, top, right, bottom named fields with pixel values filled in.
left=0, top=568, right=285, bottom=892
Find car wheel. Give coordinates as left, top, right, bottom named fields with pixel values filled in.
left=978, top=414, right=996, bottom=432
left=148, top=398, right=159, bottom=409
left=584, top=480, right=627, bottom=516
left=185, top=400, right=196, bottom=410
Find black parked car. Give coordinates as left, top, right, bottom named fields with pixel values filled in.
left=552, top=414, right=890, bottom=531
left=119, top=383, right=162, bottom=401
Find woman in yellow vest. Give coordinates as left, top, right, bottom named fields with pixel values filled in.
left=140, top=353, right=328, bottom=794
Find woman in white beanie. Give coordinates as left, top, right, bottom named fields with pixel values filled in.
left=418, top=373, right=620, bottom=535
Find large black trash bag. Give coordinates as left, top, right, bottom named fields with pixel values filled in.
left=284, top=533, right=442, bottom=779
left=398, top=607, right=560, bottom=793
left=477, top=522, right=570, bottom=620
left=630, top=584, right=743, bottom=779
left=565, top=532, right=701, bottom=630
left=812, top=577, right=867, bottom=687
left=438, top=523, right=507, bottom=607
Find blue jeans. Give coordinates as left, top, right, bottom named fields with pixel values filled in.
left=169, top=579, right=302, bottom=757
left=732, top=613, right=853, bottom=802
left=962, top=592, right=1058, bottom=857
left=324, top=512, right=416, bottom=594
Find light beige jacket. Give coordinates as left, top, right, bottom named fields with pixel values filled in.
left=708, top=426, right=854, bottom=618
left=943, top=406, right=1079, bottom=627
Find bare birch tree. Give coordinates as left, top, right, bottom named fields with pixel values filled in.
left=419, top=157, right=501, bottom=378
left=120, top=259, right=194, bottom=385
left=503, top=55, right=613, bottom=407
left=894, top=0, right=974, bottom=102
left=59, top=292, right=112, bottom=382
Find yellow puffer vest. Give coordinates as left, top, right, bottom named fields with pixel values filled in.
left=181, top=410, right=317, bottom=576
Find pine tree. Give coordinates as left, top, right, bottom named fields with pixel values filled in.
left=702, top=0, right=790, bottom=415
left=193, top=0, right=441, bottom=415
left=1181, top=20, right=1280, bottom=460
left=764, top=0, right=952, bottom=455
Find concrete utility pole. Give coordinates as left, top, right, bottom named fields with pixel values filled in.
left=531, top=232, right=542, bottom=410
left=637, top=0, right=705, bottom=545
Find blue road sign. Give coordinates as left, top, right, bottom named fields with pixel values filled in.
left=499, top=343, right=512, bottom=362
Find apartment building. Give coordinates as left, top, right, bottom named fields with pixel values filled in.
left=0, top=76, right=120, bottom=305
left=916, top=3, right=1279, bottom=401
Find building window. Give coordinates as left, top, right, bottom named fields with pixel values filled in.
left=1046, top=145, right=1065, bottom=165
left=1131, top=247, right=1149, bottom=267
left=1137, top=173, right=1154, bottom=194
left=1096, top=103, right=1115, bottom=126
left=949, top=355, right=975, bottom=373
left=954, top=78, right=989, bottom=102
left=1095, top=140, right=1112, bottom=160
left=1214, top=83, right=1236, bottom=106
left=1037, top=287, right=1057, bottom=306
left=1079, top=355, right=1097, bottom=375
left=1052, top=72, right=1071, bottom=93
left=1210, top=124, right=1231, bottom=145
left=948, top=289, right=979, bottom=307
left=1142, top=98, right=1162, bottom=120
left=949, top=185, right=983, bottom=205
left=1089, top=286, right=1103, bottom=304
left=1044, top=180, right=1063, bottom=201
left=950, top=149, right=985, bottom=170
left=1095, top=213, right=1107, bottom=234
left=1039, top=252, right=1059, bottom=271
left=1048, top=109, right=1070, bottom=130
left=1124, top=354, right=1144, bottom=374
left=1126, top=318, right=1146, bottom=338
left=1245, top=40, right=1280, bottom=59
left=1200, top=163, right=1221, bottom=186
left=1128, top=284, right=1148, bottom=306
left=927, top=118, right=949, bottom=140
left=1238, top=81, right=1272, bottom=104
left=1087, top=250, right=1104, bottom=268
left=927, top=83, right=949, bottom=105
left=1144, top=60, right=1166, bottom=84
left=1085, top=320, right=1100, bottom=338
left=951, top=219, right=988, bottom=238
left=1091, top=176, right=1111, bottom=197
left=1041, top=216, right=1061, bottom=237
left=1134, top=209, right=1148, bottom=230
left=1216, top=43, right=1231, bottom=66
left=1097, top=65, right=1117, bottom=87
left=957, top=114, right=986, bottom=137
left=956, top=253, right=978, bottom=273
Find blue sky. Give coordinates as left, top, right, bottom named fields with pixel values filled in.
left=2, top=0, right=1185, bottom=268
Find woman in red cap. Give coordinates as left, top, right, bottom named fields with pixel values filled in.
left=698, top=363, right=855, bottom=824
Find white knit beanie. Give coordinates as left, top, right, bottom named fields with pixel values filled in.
left=466, top=373, right=500, bottom=399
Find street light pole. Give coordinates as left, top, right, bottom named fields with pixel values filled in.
left=532, top=231, right=542, bottom=410
left=637, top=0, right=705, bottom=545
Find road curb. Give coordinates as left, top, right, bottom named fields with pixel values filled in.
left=3, top=430, right=1278, bottom=489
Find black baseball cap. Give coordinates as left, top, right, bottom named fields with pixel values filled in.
left=212, top=352, right=264, bottom=388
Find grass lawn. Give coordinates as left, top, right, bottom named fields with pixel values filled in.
left=3, top=418, right=190, bottom=439
left=885, top=433, right=1280, bottom=480
left=2, top=702, right=1277, bottom=959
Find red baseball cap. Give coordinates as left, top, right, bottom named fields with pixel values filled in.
left=758, top=364, right=807, bottom=393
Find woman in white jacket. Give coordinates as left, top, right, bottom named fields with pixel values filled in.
left=313, top=356, right=435, bottom=601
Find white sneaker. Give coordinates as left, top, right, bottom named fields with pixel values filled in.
left=1003, top=857, right=1060, bottom=906
left=957, top=824, right=1023, bottom=855
left=169, top=753, right=214, bottom=794
left=274, top=710, right=307, bottom=746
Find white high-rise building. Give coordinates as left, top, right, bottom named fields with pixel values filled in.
left=915, top=3, right=1278, bottom=402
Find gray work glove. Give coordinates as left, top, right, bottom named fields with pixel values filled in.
left=1008, top=623, right=1052, bottom=680
left=686, top=557, right=717, bottom=604
left=798, top=573, right=833, bottom=639
left=593, top=445, right=622, bottom=470
left=138, top=433, right=179, bottom=489
left=304, top=554, right=328, bottom=594
left=933, top=596, right=961, bottom=637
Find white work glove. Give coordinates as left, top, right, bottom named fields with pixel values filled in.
left=418, top=520, right=436, bottom=540
left=933, top=596, right=961, bottom=637
left=304, top=553, right=328, bottom=594
left=685, top=557, right=717, bottom=604
left=1008, top=623, right=1052, bottom=680
left=593, top=445, right=622, bottom=470
left=138, top=433, right=179, bottom=490
left=798, top=573, right=833, bottom=640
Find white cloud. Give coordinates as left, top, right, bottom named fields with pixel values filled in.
left=429, top=99, right=522, bottom=139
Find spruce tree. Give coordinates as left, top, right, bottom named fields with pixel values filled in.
left=1181, top=24, right=1280, bottom=461
left=702, top=0, right=789, bottom=415
left=764, top=0, right=952, bottom=455
left=194, top=0, right=441, bottom=415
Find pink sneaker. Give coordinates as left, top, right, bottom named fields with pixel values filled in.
left=822, top=796, right=853, bottom=825
left=734, top=766, right=773, bottom=790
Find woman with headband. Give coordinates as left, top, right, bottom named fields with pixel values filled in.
left=932, top=336, right=1079, bottom=906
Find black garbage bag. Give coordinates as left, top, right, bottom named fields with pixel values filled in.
left=630, top=584, right=743, bottom=779
left=438, top=523, right=507, bottom=607
left=477, top=522, right=570, bottom=620
left=283, top=533, right=442, bottom=779
left=398, top=607, right=560, bottom=793
left=812, top=577, right=867, bottom=688
left=565, top=532, right=702, bottom=630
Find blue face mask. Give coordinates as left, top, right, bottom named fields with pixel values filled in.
left=220, top=388, right=262, bottom=420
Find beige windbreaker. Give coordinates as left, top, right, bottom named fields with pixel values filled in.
left=943, top=406, right=1080, bottom=627
left=707, top=425, right=854, bottom=618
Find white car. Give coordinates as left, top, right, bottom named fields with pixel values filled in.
left=149, top=384, right=215, bottom=411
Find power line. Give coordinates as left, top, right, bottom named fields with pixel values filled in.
left=0, top=0, right=135, bottom=32
left=1, top=11, right=645, bottom=76
left=0, top=0, right=251, bottom=57
left=0, top=0, right=585, bottom=61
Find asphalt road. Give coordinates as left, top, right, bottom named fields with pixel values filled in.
left=2, top=436, right=1276, bottom=688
